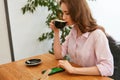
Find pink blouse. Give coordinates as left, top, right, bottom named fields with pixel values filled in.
left=61, top=27, right=114, bottom=76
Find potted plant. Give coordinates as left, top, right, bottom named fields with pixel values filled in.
left=21, top=0, right=71, bottom=54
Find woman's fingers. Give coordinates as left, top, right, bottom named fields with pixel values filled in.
left=58, top=60, right=74, bottom=74
left=49, top=20, right=59, bottom=32
left=58, top=60, right=68, bottom=68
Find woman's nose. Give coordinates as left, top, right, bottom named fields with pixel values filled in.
left=62, top=14, right=66, bottom=20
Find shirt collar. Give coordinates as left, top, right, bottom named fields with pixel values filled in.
left=72, top=27, right=90, bottom=39
left=82, top=32, right=90, bottom=38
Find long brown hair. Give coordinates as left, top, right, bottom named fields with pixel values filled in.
left=60, top=0, right=104, bottom=33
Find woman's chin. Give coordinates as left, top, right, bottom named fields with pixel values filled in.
left=67, top=24, right=74, bottom=27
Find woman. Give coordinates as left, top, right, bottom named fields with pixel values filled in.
left=50, top=0, right=113, bottom=76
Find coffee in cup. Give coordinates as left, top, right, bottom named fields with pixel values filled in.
left=54, top=19, right=67, bottom=29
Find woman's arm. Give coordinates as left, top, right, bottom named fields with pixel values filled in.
left=94, top=30, right=114, bottom=76
left=72, top=66, right=100, bottom=75
left=53, top=31, right=63, bottom=59
left=58, top=60, right=100, bottom=75
left=50, top=21, right=63, bottom=59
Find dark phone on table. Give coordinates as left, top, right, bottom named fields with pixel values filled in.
left=41, top=67, right=65, bottom=75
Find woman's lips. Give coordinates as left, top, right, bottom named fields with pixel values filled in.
left=66, top=22, right=73, bottom=26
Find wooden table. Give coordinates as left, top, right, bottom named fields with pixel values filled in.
left=0, top=53, right=113, bottom=80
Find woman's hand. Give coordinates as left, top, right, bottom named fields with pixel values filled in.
left=49, top=20, right=59, bottom=33
left=58, top=60, right=74, bottom=74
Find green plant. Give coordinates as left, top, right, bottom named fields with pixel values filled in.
left=21, top=0, right=71, bottom=54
